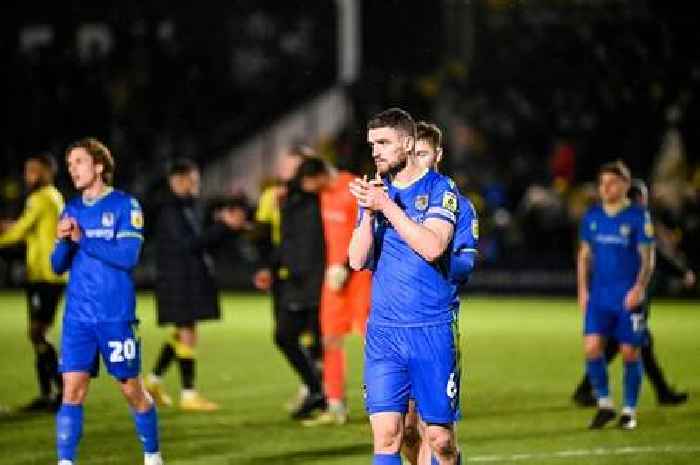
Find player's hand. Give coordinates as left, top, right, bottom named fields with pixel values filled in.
left=368, top=173, right=387, bottom=191
left=351, top=174, right=389, bottom=212
left=349, top=175, right=370, bottom=201
left=68, top=218, right=81, bottom=242
left=325, top=264, right=350, bottom=291
left=578, top=288, right=588, bottom=312
left=253, top=268, right=272, bottom=291
left=57, top=217, right=74, bottom=239
left=624, top=284, right=645, bottom=311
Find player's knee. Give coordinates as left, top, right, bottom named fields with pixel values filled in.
left=63, top=381, right=88, bottom=404
left=426, top=427, right=456, bottom=458
left=584, top=339, right=602, bottom=358
left=119, top=379, right=140, bottom=398
left=374, top=423, right=403, bottom=452
left=119, top=379, right=150, bottom=408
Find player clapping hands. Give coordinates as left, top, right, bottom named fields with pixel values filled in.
left=349, top=174, right=388, bottom=212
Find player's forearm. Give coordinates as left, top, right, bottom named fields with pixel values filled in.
left=381, top=200, right=449, bottom=262
left=79, top=236, right=143, bottom=271
left=576, top=246, right=590, bottom=295
left=0, top=214, right=36, bottom=246
left=51, top=239, right=76, bottom=274
left=348, top=213, right=373, bottom=271
left=635, top=245, right=655, bottom=289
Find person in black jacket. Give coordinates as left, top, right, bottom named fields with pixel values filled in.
left=144, top=159, right=246, bottom=411
left=271, top=157, right=328, bottom=419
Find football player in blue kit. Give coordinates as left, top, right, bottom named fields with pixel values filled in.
left=349, top=109, right=462, bottom=465
left=578, top=160, right=655, bottom=430
left=401, top=121, right=478, bottom=465
left=51, top=138, right=162, bottom=465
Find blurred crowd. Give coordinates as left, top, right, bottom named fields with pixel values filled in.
left=348, top=2, right=699, bottom=296
left=2, top=2, right=335, bottom=201
left=1, top=1, right=698, bottom=297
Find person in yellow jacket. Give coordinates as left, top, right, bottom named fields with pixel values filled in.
left=0, top=154, right=66, bottom=412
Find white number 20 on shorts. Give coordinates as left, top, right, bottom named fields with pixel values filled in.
left=108, top=338, right=137, bottom=363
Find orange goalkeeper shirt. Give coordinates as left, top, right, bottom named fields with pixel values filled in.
left=320, top=171, right=358, bottom=266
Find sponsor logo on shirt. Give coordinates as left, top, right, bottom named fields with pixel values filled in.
left=101, top=212, right=115, bottom=227
left=85, top=228, right=115, bottom=240
left=594, top=234, right=628, bottom=246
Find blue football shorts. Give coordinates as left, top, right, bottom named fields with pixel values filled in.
left=584, top=298, right=646, bottom=347
left=364, top=321, right=461, bottom=424
left=59, top=318, right=141, bottom=380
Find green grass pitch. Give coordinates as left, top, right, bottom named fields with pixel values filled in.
left=0, top=291, right=698, bottom=464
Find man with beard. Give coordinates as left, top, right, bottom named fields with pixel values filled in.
left=0, top=154, right=66, bottom=412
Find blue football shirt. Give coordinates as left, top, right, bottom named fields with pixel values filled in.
left=580, top=203, right=654, bottom=301
left=51, top=188, right=144, bottom=323
left=368, top=169, right=458, bottom=326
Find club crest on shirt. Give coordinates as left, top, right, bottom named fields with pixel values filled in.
left=590, top=221, right=597, bottom=232
left=131, top=210, right=144, bottom=229
left=619, top=224, right=630, bottom=237
left=415, top=195, right=429, bottom=211
left=101, top=212, right=115, bottom=227
left=442, top=192, right=458, bottom=213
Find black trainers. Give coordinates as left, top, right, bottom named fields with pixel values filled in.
left=572, top=390, right=597, bottom=407
left=618, top=413, right=637, bottom=430
left=589, top=408, right=616, bottom=429
left=658, top=390, right=688, bottom=406
left=291, top=393, right=327, bottom=420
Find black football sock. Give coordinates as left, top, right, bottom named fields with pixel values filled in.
left=153, top=342, right=176, bottom=377
left=178, top=357, right=195, bottom=390
left=35, top=345, right=52, bottom=398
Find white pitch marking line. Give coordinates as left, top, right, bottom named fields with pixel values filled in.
left=467, top=445, right=700, bottom=463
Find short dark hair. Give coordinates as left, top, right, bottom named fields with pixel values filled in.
left=416, top=121, right=442, bottom=149
left=168, top=158, right=199, bottom=176
left=296, top=157, right=328, bottom=179
left=28, top=153, right=58, bottom=176
left=598, top=160, right=631, bottom=183
left=66, top=137, right=115, bottom=184
left=367, top=107, right=416, bottom=139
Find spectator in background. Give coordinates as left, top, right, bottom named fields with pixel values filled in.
left=267, top=157, right=327, bottom=420
left=144, top=159, right=246, bottom=412
left=252, top=143, right=321, bottom=412
left=0, top=154, right=66, bottom=412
